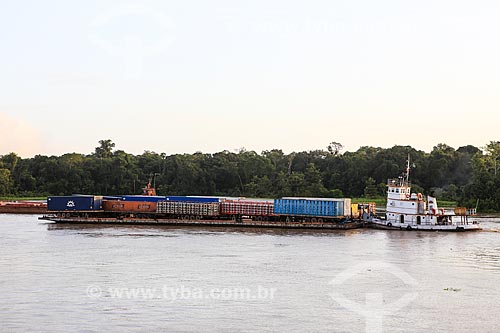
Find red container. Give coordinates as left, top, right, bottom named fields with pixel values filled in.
left=220, top=200, right=275, bottom=216
left=103, top=200, right=157, bottom=213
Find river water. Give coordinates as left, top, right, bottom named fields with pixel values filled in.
left=1, top=214, right=499, bottom=332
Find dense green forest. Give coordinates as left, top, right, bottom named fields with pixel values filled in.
left=1, top=140, right=500, bottom=211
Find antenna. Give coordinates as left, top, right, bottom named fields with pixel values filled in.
left=406, top=153, right=411, bottom=183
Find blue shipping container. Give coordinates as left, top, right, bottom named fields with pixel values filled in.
left=274, top=198, right=345, bottom=217
left=165, top=196, right=220, bottom=203
left=47, top=196, right=103, bottom=211
left=120, top=195, right=166, bottom=202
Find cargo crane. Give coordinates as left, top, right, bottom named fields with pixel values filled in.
left=143, top=179, right=156, bottom=196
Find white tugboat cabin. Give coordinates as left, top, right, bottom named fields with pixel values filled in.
left=369, top=158, right=481, bottom=231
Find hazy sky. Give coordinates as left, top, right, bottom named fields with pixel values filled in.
left=1, top=0, right=499, bottom=157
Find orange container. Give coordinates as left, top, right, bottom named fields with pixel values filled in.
left=103, top=200, right=157, bottom=213
left=454, top=207, right=467, bottom=216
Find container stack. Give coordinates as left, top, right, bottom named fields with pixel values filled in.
left=157, top=201, right=220, bottom=216
left=220, top=200, right=274, bottom=216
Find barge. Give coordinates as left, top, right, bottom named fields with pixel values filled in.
left=39, top=182, right=367, bottom=229
left=0, top=201, right=47, bottom=214
left=38, top=215, right=364, bottom=230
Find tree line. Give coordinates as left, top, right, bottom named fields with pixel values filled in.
left=1, top=139, right=500, bottom=211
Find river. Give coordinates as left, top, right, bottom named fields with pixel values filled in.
left=1, top=214, right=499, bottom=332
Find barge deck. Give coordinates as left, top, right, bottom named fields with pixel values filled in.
left=38, top=216, right=365, bottom=230
left=0, top=201, right=47, bottom=214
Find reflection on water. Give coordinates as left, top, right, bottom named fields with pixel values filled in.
left=1, top=215, right=500, bottom=332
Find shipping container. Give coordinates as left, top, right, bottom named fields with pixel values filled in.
left=103, top=200, right=157, bottom=213
left=165, top=196, right=220, bottom=203
left=103, top=196, right=122, bottom=200
left=454, top=207, right=467, bottom=216
left=120, top=195, right=166, bottom=202
left=47, top=195, right=103, bottom=211
left=157, top=201, right=220, bottom=216
left=351, top=203, right=360, bottom=218
left=274, top=198, right=351, bottom=217
left=358, top=202, right=377, bottom=216
left=282, top=197, right=350, bottom=203
left=220, top=200, right=275, bottom=216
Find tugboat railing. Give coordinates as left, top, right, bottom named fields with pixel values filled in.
left=387, top=178, right=411, bottom=187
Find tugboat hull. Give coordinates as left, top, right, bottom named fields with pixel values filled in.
left=368, top=219, right=481, bottom=231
